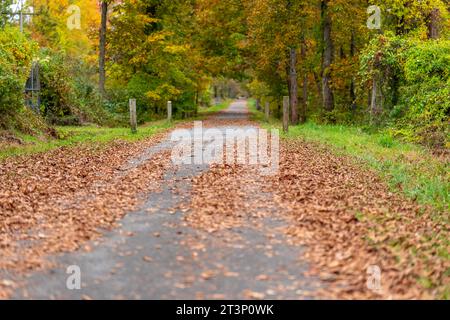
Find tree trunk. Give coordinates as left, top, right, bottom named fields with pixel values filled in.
left=300, top=40, right=307, bottom=123
left=289, top=47, right=299, bottom=125
left=428, top=8, right=440, bottom=39
left=277, top=100, right=282, bottom=118
left=283, top=96, right=289, bottom=133
left=321, top=0, right=334, bottom=112
left=256, top=98, right=261, bottom=111
left=350, top=30, right=357, bottom=112
left=350, top=80, right=356, bottom=112
left=99, top=1, right=108, bottom=96
left=370, top=75, right=383, bottom=123
left=195, top=88, right=199, bottom=106
left=313, top=72, right=322, bottom=100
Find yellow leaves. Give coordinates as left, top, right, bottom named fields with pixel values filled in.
left=163, top=44, right=189, bottom=55
left=140, top=16, right=159, bottom=25
left=129, top=53, right=148, bottom=68
left=32, top=0, right=100, bottom=61
left=160, top=84, right=182, bottom=97
left=146, top=32, right=168, bottom=45
left=375, top=0, right=448, bottom=31
left=145, top=91, right=161, bottom=101
left=0, top=27, right=37, bottom=77
left=146, top=84, right=182, bottom=102
left=247, top=79, right=270, bottom=97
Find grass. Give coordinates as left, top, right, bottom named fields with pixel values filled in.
left=197, top=99, right=232, bottom=117
left=0, top=100, right=233, bottom=160
left=0, top=120, right=173, bottom=160
left=249, top=100, right=449, bottom=218
left=289, top=123, right=449, bottom=216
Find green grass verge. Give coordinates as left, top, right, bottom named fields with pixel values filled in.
left=0, top=120, right=173, bottom=160
left=249, top=100, right=449, bottom=218
left=197, top=99, right=232, bottom=117
left=0, top=100, right=233, bottom=160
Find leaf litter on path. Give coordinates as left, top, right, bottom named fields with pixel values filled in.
left=0, top=131, right=172, bottom=296
left=1, top=109, right=447, bottom=300
left=265, top=139, right=448, bottom=299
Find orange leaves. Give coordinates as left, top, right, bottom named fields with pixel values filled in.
left=243, top=290, right=265, bottom=300
left=268, top=139, right=448, bottom=299
left=0, top=131, right=170, bottom=296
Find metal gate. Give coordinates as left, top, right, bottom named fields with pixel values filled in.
left=25, top=61, right=40, bottom=114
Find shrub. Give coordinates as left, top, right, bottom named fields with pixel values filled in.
left=39, top=49, right=114, bottom=126
left=38, top=49, right=74, bottom=121
left=0, top=27, right=37, bottom=127
left=360, top=35, right=450, bottom=148
left=397, top=40, right=450, bottom=148
left=359, top=34, right=407, bottom=118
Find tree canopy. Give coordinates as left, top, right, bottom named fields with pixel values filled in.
left=0, top=0, right=448, bottom=146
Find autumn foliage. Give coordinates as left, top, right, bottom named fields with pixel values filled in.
left=0, top=0, right=448, bottom=145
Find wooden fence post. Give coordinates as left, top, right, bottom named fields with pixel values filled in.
left=129, top=98, right=137, bottom=134
left=265, top=101, right=270, bottom=122
left=283, top=96, right=289, bottom=133
left=167, top=101, right=172, bottom=121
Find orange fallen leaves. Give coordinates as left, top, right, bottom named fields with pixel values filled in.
left=0, top=132, right=170, bottom=296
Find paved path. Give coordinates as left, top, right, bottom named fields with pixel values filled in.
left=10, top=101, right=321, bottom=300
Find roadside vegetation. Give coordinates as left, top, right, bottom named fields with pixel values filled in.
left=0, top=99, right=233, bottom=160
left=197, top=100, right=233, bottom=117
left=1, top=1, right=244, bottom=146
left=1, top=1, right=448, bottom=154
left=0, top=121, right=172, bottom=160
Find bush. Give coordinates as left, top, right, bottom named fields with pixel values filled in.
left=397, top=40, right=450, bottom=148
left=39, top=49, right=115, bottom=126
left=359, top=34, right=406, bottom=117
left=38, top=49, right=74, bottom=121
left=0, top=27, right=37, bottom=127
left=360, top=35, right=450, bottom=148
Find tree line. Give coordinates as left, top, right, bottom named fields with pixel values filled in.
left=0, top=0, right=449, bottom=147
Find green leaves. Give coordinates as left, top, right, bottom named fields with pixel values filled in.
left=0, top=27, right=37, bottom=117
left=403, top=40, right=450, bottom=83
left=107, top=0, right=208, bottom=119
left=360, top=35, right=449, bottom=147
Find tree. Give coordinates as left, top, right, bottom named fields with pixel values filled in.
left=327, top=0, right=368, bottom=117
left=107, top=0, right=211, bottom=118
left=321, top=0, right=334, bottom=113
left=0, top=0, right=13, bottom=28
left=371, top=0, right=448, bottom=37
left=99, top=1, right=108, bottom=96
left=31, top=0, right=100, bottom=54
left=244, top=0, right=317, bottom=123
left=193, top=0, right=247, bottom=78
left=428, top=7, right=441, bottom=39
left=288, top=47, right=298, bottom=124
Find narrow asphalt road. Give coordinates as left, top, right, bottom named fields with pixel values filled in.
left=9, top=101, right=321, bottom=300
